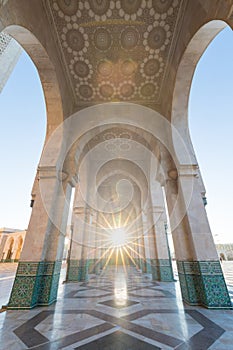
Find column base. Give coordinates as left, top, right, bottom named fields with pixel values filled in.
left=177, top=260, right=232, bottom=309
left=66, top=259, right=79, bottom=281
left=150, top=259, right=174, bottom=281
left=140, top=259, right=147, bottom=273
left=88, top=259, right=96, bottom=274
left=7, top=261, right=62, bottom=309
left=146, top=259, right=151, bottom=274
left=66, top=259, right=89, bottom=282
left=78, top=259, right=89, bottom=281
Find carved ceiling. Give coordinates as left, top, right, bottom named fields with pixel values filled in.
left=45, top=0, right=186, bottom=109
left=77, top=126, right=154, bottom=166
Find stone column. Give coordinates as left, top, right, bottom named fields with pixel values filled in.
left=150, top=182, right=174, bottom=281
left=165, top=165, right=231, bottom=308
left=93, top=210, right=101, bottom=274
left=137, top=209, right=147, bottom=273
left=142, top=211, right=153, bottom=275
left=87, top=210, right=96, bottom=274
left=8, top=166, right=72, bottom=309
left=132, top=211, right=142, bottom=270
left=66, top=201, right=90, bottom=282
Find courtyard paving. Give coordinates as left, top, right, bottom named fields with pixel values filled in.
left=0, top=262, right=232, bottom=349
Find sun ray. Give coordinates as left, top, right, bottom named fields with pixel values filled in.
left=101, top=247, right=115, bottom=273
left=123, top=245, right=138, bottom=269
left=92, top=243, right=114, bottom=271
left=122, top=207, right=135, bottom=228
left=119, top=247, right=127, bottom=275
left=115, top=247, right=119, bottom=272
left=98, top=212, right=114, bottom=229
left=126, top=243, right=146, bottom=261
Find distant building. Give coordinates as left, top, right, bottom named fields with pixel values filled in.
left=0, top=228, right=26, bottom=262
left=0, top=32, right=22, bottom=92
left=215, top=244, right=233, bottom=261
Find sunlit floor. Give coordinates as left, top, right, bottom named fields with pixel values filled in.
left=0, top=262, right=233, bottom=349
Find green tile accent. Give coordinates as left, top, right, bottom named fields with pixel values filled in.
left=38, top=261, right=62, bottom=305
left=8, top=262, right=41, bottom=309
left=146, top=259, right=152, bottom=274
left=177, top=260, right=232, bottom=309
left=150, top=259, right=174, bottom=281
left=150, top=259, right=159, bottom=280
left=66, top=259, right=79, bottom=281
left=66, top=259, right=90, bottom=282
left=8, top=260, right=62, bottom=309
left=78, top=259, right=89, bottom=281
left=88, top=259, right=96, bottom=273
left=140, top=259, right=147, bottom=273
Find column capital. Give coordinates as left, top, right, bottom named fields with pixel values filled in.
left=73, top=206, right=85, bottom=215
left=178, top=164, right=199, bottom=177
left=38, top=166, right=71, bottom=183
left=151, top=205, right=165, bottom=214
left=38, top=166, right=57, bottom=179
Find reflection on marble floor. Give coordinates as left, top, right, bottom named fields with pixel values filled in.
left=0, top=263, right=233, bottom=349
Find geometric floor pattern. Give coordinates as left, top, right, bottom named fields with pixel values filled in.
left=0, top=264, right=233, bottom=349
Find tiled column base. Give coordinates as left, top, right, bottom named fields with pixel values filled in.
left=140, top=259, right=147, bottom=273
left=135, top=257, right=142, bottom=269
left=38, top=261, right=62, bottom=306
left=150, top=259, right=174, bottom=281
left=78, top=259, right=89, bottom=281
left=66, top=259, right=89, bottom=282
left=146, top=259, right=151, bottom=274
left=7, top=261, right=62, bottom=309
left=88, top=259, right=96, bottom=274
left=66, top=259, right=79, bottom=281
left=94, top=261, right=101, bottom=274
left=177, top=260, right=232, bottom=309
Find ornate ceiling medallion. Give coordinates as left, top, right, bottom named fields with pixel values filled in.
left=49, top=0, right=184, bottom=107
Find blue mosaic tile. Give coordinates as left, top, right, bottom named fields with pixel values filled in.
left=8, top=260, right=62, bottom=309
left=177, top=260, right=232, bottom=308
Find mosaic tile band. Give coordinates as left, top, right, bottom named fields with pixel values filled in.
left=177, top=260, right=232, bottom=308
left=66, top=259, right=90, bottom=282
left=7, top=260, right=62, bottom=309
left=150, top=258, right=174, bottom=281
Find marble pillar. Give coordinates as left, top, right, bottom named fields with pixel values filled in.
left=165, top=165, right=231, bottom=308
left=150, top=182, right=174, bottom=281
left=66, top=203, right=90, bottom=282
left=8, top=166, right=72, bottom=309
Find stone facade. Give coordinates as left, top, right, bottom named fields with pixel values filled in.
left=0, top=228, right=26, bottom=262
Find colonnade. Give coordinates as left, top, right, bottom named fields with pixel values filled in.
left=0, top=229, right=25, bottom=262
left=6, top=104, right=232, bottom=310
left=65, top=180, right=174, bottom=284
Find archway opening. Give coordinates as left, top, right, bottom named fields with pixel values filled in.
left=189, top=25, right=233, bottom=247
left=0, top=26, right=65, bottom=305
left=0, top=35, right=46, bottom=230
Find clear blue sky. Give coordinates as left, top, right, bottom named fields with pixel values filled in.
left=0, top=26, right=232, bottom=243
left=189, top=26, right=233, bottom=243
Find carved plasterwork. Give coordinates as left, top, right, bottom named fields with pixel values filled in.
left=44, top=0, right=186, bottom=109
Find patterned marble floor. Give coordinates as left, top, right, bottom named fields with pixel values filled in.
left=0, top=262, right=233, bottom=349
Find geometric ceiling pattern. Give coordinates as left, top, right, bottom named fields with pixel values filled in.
left=45, top=0, right=186, bottom=109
